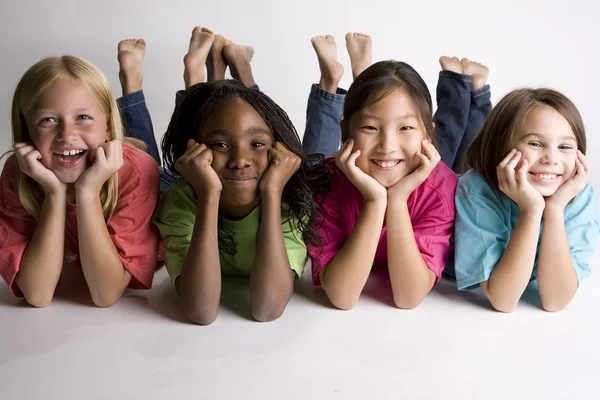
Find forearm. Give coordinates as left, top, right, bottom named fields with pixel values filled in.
left=178, top=194, right=222, bottom=325
left=77, top=190, right=131, bottom=307
left=537, top=207, right=578, bottom=312
left=321, top=199, right=386, bottom=309
left=16, top=192, right=66, bottom=307
left=386, top=200, right=435, bottom=309
left=483, top=210, right=542, bottom=312
left=250, top=192, right=294, bottom=322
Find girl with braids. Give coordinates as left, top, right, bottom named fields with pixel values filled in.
left=150, top=27, right=328, bottom=325
left=0, top=56, right=160, bottom=308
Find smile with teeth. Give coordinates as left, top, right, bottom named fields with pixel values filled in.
left=530, top=172, right=559, bottom=181
left=54, top=149, right=86, bottom=156
left=372, top=159, right=401, bottom=168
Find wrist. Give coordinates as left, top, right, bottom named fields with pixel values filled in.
left=519, top=207, right=544, bottom=220
left=543, top=204, right=565, bottom=219
left=364, top=196, right=387, bottom=210
left=75, top=185, right=101, bottom=200
left=259, top=183, right=284, bottom=198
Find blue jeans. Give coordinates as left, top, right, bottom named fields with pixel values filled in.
left=434, top=71, right=492, bottom=173
left=117, top=90, right=161, bottom=165
left=118, top=84, right=261, bottom=196
left=302, top=84, right=346, bottom=157
left=301, top=74, right=492, bottom=173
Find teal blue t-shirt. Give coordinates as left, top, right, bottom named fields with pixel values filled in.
left=454, top=169, right=600, bottom=290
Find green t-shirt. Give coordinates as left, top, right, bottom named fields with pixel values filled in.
left=153, top=178, right=307, bottom=285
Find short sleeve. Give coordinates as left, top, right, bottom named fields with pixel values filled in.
left=152, top=179, right=196, bottom=286
left=282, top=216, right=308, bottom=278
left=412, top=195, right=456, bottom=282
left=564, top=183, right=600, bottom=284
left=0, top=157, right=37, bottom=297
left=454, top=189, right=510, bottom=290
left=307, top=191, right=353, bottom=286
left=107, top=149, right=160, bottom=289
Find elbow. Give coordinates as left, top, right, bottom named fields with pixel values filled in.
left=488, top=297, right=517, bottom=313
left=91, top=291, right=121, bottom=308
left=181, top=302, right=218, bottom=325
left=23, top=292, right=53, bottom=308
left=328, top=294, right=358, bottom=310
left=392, top=294, right=425, bottom=310
left=541, top=298, right=570, bottom=313
left=252, top=304, right=285, bottom=322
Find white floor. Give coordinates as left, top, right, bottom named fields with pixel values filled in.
left=1, top=256, right=599, bottom=400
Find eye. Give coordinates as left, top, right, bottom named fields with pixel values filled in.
left=77, top=114, right=93, bottom=121
left=400, top=126, right=414, bottom=131
left=528, top=141, right=542, bottom=147
left=559, top=145, right=574, bottom=150
left=39, top=117, right=57, bottom=124
left=360, top=125, right=377, bottom=131
left=252, top=141, right=267, bottom=149
left=210, top=142, right=229, bottom=151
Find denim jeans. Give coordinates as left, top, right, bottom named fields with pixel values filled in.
left=118, top=84, right=261, bottom=196
left=117, top=90, right=161, bottom=165
left=434, top=70, right=492, bottom=173
left=302, top=84, right=346, bottom=157
left=301, top=74, right=492, bottom=173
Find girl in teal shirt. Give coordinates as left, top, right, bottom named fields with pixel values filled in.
left=454, top=88, right=600, bottom=312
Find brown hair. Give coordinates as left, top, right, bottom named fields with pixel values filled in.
left=464, top=88, right=586, bottom=188
left=341, top=60, right=435, bottom=146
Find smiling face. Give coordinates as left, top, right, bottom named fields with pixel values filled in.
left=511, top=105, right=578, bottom=197
left=197, top=96, right=273, bottom=218
left=346, top=88, right=427, bottom=188
left=25, top=77, right=110, bottom=184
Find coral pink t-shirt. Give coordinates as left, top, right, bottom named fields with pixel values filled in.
left=308, top=160, right=458, bottom=286
left=0, top=143, right=160, bottom=296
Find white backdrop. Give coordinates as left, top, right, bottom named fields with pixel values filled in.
left=1, top=2, right=600, bottom=399
left=1, top=0, right=598, bottom=183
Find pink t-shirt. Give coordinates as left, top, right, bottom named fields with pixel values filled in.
left=308, top=160, right=458, bottom=286
left=0, top=143, right=160, bottom=297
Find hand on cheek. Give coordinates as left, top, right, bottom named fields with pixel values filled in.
left=258, top=142, right=300, bottom=196
left=14, top=142, right=66, bottom=196
left=388, top=139, right=440, bottom=202
left=75, top=140, right=124, bottom=195
left=546, top=150, right=591, bottom=211
left=496, top=149, right=545, bottom=213
left=335, top=139, right=387, bottom=203
left=175, top=139, right=222, bottom=197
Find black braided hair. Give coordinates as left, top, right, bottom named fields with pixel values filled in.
left=161, top=80, right=329, bottom=252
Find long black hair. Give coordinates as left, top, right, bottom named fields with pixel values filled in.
left=162, top=79, right=329, bottom=249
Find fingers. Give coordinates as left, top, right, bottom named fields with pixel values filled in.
left=498, top=148, right=517, bottom=169
left=268, top=142, right=301, bottom=173
left=335, top=139, right=354, bottom=164
left=420, top=139, right=441, bottom=166
left=516, top=159, right=528, bottom=184
left=14, top=142, right=32, bottom=151
left=577, top=150, right=591, bottom=179
left=497, top=149, right=521, bottom=189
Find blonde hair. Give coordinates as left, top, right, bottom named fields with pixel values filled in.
left=11, top=55, right=144, bottom=220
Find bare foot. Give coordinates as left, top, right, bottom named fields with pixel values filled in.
left=461, top=58, right=489, bottom=91
left=183, top=26, right=215, bottom=88
left=345, top=32, right=372, bottom=80
left=207, top=34, right=228, bottom=82
left=311, top=35, right=344, bottom=94
left=223, top=43, right=255, bottom=87
left=439, top=56, right=462, bottom=74
left=118, top=39, right=146, bottom=96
